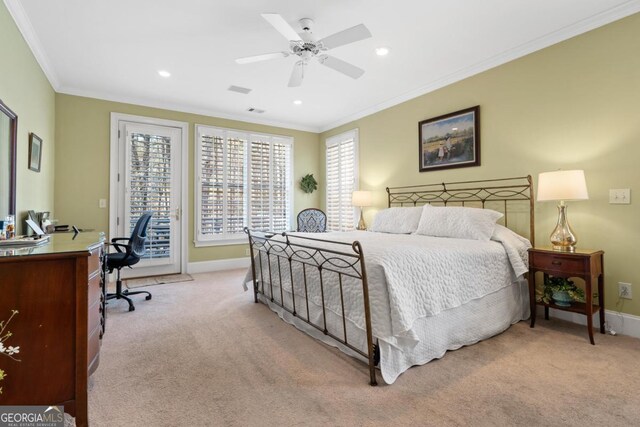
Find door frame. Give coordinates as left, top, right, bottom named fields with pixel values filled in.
left=109, top=112, right=189, bottom=275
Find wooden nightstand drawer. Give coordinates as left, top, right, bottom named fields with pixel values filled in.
left=529, top=252, right=585, bottom=275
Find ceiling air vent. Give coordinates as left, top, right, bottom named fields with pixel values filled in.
left=247, top=107, right=265, bottom=114
left=228, top=85, right=252, bottom=94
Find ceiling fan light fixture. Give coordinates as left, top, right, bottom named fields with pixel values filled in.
left=238, top=14, right=372, bottom=87
left=375, top=47, right=390, bottom=56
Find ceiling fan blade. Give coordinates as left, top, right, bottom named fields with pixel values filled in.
left=235, top=51, right=289, bottom=64
left=288, top=61, right=304, bottom=87
left=261, top=13, right=303, bottom=42
left=317, top=55, right=365, bottom=79
left=319, top=24, right=372, bottom=50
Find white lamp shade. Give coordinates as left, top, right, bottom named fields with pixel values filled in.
left=352, top=191, right=372, bottom=207
left=537, top=170, right=589, bottom=201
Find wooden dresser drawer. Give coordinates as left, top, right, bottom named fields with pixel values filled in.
left=530, top=252, right=586, bottom=275
left=88, top=246, right=102, bottom=277
left=88, top=325, right=102, bottom=370
left=88, top=273, right=102, bottom=305
left=88, top=300, right=103, bottom=334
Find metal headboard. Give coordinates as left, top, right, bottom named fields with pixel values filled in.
left=386, top=175, right=535, bottom=246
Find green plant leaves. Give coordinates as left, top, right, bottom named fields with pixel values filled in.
left=300, top=174, right=318, bottom=194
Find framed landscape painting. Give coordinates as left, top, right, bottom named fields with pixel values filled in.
left=419, top=106, right=480, bottom=172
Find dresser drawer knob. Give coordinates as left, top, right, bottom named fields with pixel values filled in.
left=551, top=260, right=562, bottom=266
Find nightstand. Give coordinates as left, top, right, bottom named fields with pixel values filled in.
left=528, top=247, right=605, bottom=344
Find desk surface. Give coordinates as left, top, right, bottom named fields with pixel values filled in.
left=0, top=231, right=105, bottom=258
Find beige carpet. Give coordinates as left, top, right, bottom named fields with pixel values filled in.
left=88, top=270, right=640, bottom=426
left=124, top=273, right=193, bottom=288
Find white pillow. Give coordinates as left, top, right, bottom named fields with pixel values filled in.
left=369, top=207, right=424, bottom=234
left=414, top=206, right=503, bottom=241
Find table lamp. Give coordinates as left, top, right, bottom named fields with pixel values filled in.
left=352, top=191, right=372, bottom=230
left=537, top=170, right=589, bottom=252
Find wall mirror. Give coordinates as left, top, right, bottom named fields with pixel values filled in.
left=0, top=99, right=17, bottom=221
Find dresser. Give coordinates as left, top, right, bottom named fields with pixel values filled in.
left=0, top=232, right=106, bottom=427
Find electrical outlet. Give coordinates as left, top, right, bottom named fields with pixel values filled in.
left=618, top=282, right=632, bottom=299
left=245, top=248, right=250, bottom=256
left=99, top=199, right=107, bottom=208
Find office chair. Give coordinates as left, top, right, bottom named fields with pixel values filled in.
left=296, top=208, right=327, bottom=232
left=106, top=212, right=153, bottom=312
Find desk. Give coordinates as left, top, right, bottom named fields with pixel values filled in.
left=0, top=232, right=106, bottom=426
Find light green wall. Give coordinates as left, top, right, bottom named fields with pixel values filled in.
left=321, top=13, right=640, bottom=316
left=54, top=94, right=320, bottom=262
left=0, top=2, right=56, bottom=231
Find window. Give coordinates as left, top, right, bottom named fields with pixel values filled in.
left=195, top=125, right=293, bottom=245
left=326, top=129, right=358, bottom=231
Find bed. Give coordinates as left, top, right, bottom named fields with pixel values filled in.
left=243, top=176, right=535, bottom=385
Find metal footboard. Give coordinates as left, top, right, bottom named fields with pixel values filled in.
left=244, top=228, right=377, bottom=386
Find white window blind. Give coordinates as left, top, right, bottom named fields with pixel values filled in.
left=326, top=130, right=358, bottom=232
left=196, top=125, right=293, bottom=244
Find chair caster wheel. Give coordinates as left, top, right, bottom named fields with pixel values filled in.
left=128, top=306, right=135, bottom=312
left=145, top=295, right=152, bottom=301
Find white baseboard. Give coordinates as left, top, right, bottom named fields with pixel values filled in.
left=187, top=257, right=251, bottom=274
left=537, top=306, right=640, bottom=339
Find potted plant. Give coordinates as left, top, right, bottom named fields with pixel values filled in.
left=537, top=276, right=585, bottom=307
left=300, top=174, right=318, bottom=194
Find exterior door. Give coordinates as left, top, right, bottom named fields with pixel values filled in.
left=114, top=120, right=183, bottom=277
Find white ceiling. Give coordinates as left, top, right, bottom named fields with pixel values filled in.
left=6, top=0, right=640, bottom=132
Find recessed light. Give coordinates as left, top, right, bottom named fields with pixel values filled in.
left=293, top=100, right=302, bottom=105
left=158, top=70, right=171, bottom=78
left=375, top=47, right=390, bottom=56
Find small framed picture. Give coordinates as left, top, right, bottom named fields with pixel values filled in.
left=29, top=133, right=42, bottom=172
left=419, top=106, right=480, bottom=172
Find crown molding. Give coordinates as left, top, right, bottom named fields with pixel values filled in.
left=57, top=85, right=321, bottom=133
left=6, top=0, right=640, bottom=134
left=4, top=0, right=61, bottom=90
left=318, top=0, right=640, bottom=132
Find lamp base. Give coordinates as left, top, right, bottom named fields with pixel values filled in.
left=549, top=202, right=577, bottom=251
left=552, top=245, right=576, bottom=253
left=356, top=211, right=367, bottom=231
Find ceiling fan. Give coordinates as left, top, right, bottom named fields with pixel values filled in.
left=235, top=14, right=372, bottom=87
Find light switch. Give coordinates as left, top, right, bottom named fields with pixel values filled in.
left=99, top=199, right=107, bottom=208
left=609, top=189, right=631, bottom=204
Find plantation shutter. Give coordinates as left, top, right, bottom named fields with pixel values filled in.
left=249, top=135, right=271, bottom=231
left=196, top=125, right=292, bottom=244
left=326, top=130, right=358, bottom=231
left=196, top=128, right=247, bottom=242
left=127, top=131, right=173, bottom=259
left=271, top=138, right=292, bottom=231
left=249, top=135, right=292, bottom=232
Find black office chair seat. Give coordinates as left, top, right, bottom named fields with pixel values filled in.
left=106, top=212, right=153, bottom=312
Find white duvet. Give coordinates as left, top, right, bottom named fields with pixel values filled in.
left=244, top=225, right=531, bottom=352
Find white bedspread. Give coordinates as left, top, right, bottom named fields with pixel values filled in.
left=244, top=226, right=531, bottom=352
